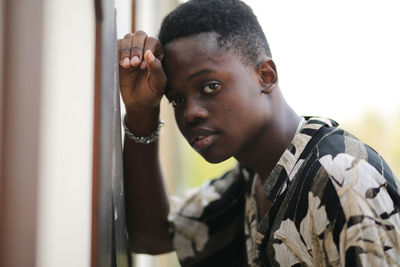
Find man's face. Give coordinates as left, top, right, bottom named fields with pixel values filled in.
left=163, top=33, right=271, bottom=163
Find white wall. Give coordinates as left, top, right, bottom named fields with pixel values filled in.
left=36, top=0, right=95, bottom=266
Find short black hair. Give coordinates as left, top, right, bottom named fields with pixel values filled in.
left=158, top=0, right=272, bottom=65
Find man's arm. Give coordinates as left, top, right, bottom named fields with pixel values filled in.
left=119, top=31, right=173, bottom=254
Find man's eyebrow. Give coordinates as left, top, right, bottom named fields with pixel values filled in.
left=188, top=69, right=216, bottom=81
left=165, top=69, right=217, bottom=96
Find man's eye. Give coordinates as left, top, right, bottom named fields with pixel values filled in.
left=202, top=82, right=220, bottom=94
left=170, top=97, right=183, bottom=108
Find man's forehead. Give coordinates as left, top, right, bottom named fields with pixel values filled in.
left=165, top=32, right=222, bottom=55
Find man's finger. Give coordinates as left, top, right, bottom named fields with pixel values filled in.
left=130, top=31, right=147, bottom=67
left=144, top=50, right=167, bottom=94
left=144, top=36, right=164, bottom=61
left=141, top=36, right=164, bottom=70
left=119, top=33, right=133, bottom=68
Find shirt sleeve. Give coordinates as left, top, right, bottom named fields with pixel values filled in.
left=167, top=165, right=249, bottom=267
left=319, top=152, right=400, bottom=266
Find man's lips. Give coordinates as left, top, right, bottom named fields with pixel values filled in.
left=188, top=128, right=219, bottom=150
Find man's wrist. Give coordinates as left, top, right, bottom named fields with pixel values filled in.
left=124, top=106, right=160, bottom=136
left=123, top=115, right=164, bottom=144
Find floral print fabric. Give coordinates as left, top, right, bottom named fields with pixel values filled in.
left=168, top=117, right=400, bottom=266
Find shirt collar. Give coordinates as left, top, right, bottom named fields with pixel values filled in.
left=261, top=117, right=338, bottom=202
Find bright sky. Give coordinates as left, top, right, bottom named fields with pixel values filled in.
left=243, top=0, right=400, bottom=121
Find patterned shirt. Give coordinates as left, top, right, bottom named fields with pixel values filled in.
left=168, top=117, right=400, bottom=266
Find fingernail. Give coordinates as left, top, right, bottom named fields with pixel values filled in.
left=146, top=50, right=155, bottom=61
left=123, top=57, right=130, bottom=66
left=131, top=56, right=140, bottom=66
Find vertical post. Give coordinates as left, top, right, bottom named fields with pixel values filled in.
left=92, top=0, right=131, bottom=266
left=92, top=1, right=114, bottom=267
left=0, top=0, right=4, bottom=220
left=0, top=0, right=43, bottom=266
left=92, top=1, right=103, bottom=266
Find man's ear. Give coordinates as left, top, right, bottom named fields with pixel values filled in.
left=257, top=58, right=278, bottom=94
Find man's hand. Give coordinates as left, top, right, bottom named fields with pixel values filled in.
left=118, top=31, right=167, bottom=112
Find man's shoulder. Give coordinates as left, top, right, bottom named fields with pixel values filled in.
left=302, top=118, right=392, bottom=175
left=296, top=118, right=399, bottom=205
left=311, top=123, right=396, bottom=179
left=302, top=122, right=400, bottom=207
left=308, top=119, right=368, bottom=159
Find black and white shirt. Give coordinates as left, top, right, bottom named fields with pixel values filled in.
left=168, top=117, right=400, bottom=266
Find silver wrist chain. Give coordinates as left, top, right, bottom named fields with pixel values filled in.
left=123, top=115, right=164, bottom=144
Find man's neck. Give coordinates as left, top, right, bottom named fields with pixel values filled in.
left=236, top=99, right=301, bottom=182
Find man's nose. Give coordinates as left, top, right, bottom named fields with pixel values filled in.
left=183, top=97, right=208, bottom=124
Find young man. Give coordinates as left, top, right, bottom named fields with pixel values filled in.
left=119, top=0, right=400, bottom=266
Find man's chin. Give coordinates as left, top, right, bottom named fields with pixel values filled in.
left=198, top=151, right=232, bottom=164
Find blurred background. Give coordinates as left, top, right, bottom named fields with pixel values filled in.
left=0, top=0, right=398, bottom=267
